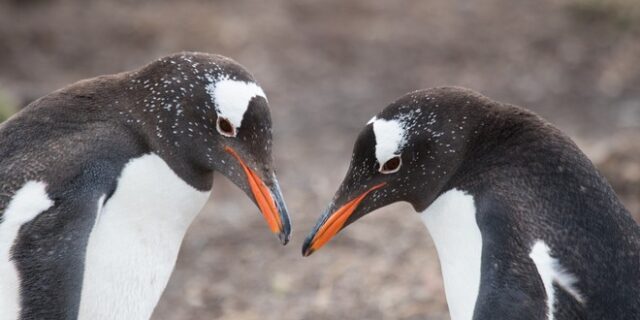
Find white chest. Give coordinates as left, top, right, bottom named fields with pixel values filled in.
left=78, top=154, right=211, bottom=320
left=420, top=189, right=482, bottom=320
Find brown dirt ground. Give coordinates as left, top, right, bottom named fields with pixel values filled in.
left=0, top=1, right=638, bottom=319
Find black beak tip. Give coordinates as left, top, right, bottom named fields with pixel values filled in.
left=301, top=237, right=314, bottom=257
left=278, top=231, right=290, bottom=246
left=271, top=184, right=291, bottom=246
left=277, top=218, right=292, bottom=246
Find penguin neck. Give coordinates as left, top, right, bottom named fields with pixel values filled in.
left=416, top=116, right=577, bottom=320
left=419, top=188, right=482, bottom=320
left=415, top=122, right=528, bottom=319
left=114, top=93, right=215, bottom=191
left=79, top=153, right=212, bottom=319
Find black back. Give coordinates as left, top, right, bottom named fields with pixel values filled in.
left=413, top=88, right=640, bottom=318
left=453, top=93, right=640, bottom=318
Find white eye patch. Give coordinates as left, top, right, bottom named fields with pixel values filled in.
left=371, top=118, right=407, bottom=164
left=206, top=78, right=267, bottom=130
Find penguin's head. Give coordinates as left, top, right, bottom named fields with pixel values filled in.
left=204, top=57, right=292, bottom=245
left=303, top=87, right=490, bottom=255
left=136, top=52, right=291, bottom=244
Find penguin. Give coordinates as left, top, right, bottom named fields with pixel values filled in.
left=302, top=87, right=640, bottom=319
left=0, top=52, right=291, bottom=320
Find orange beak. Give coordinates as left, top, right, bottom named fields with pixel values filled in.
left=225, top=146, right=290, bottom=244
left=302, top=183, right=386, bottom=256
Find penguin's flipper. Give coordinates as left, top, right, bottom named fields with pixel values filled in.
left=10, top=166, right=116, bottom=319
left=473, top=278, right=547, bottom=320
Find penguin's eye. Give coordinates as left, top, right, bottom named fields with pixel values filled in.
left=216, top=117, right=236, bottom=137
left=379, top=155, right=402, bottom=174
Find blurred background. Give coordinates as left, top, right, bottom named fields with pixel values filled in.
left=1, top=0, right=639, bottom=319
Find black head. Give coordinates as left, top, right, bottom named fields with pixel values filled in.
left=303, top=87, right=497, bottom=255
left=125, top=52, right=291, bottom=244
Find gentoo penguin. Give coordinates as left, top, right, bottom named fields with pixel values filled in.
left=302, top=87, right=640, bottom=319
left=0, top=52, right=291, bottom=320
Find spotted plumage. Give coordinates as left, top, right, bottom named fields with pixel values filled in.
left=0, top=52, right=291, bottom=320
left=303, top=87, right=640, bottom=319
